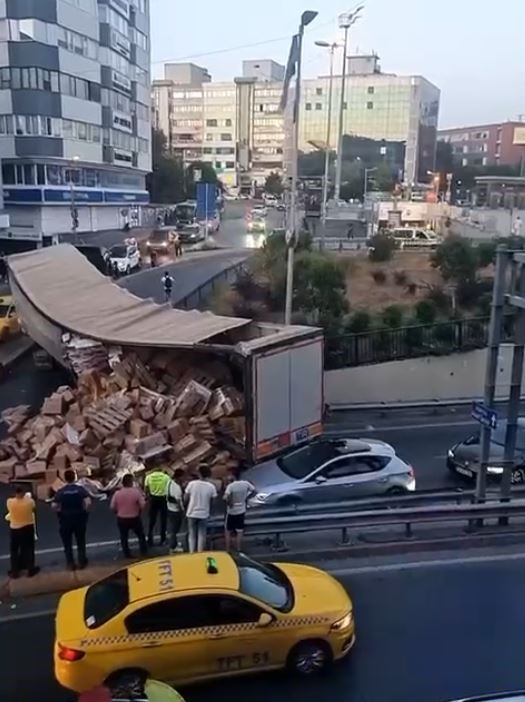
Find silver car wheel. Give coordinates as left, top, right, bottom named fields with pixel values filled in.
left=511, top=468, right=525, bottom=484
left=291, top=643, right=328, bottom=675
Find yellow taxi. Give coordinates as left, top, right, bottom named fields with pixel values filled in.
left=0, top=295, right=20, bottom=341
left=55, top=552, right=355, bottom=693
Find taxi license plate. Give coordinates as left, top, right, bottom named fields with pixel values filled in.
left=455, top=465, right=473, bottom=478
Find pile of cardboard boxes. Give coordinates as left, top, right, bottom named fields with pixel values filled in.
left=0, top=349, right=246, bottom=499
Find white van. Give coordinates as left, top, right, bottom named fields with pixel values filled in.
left=390, top=227, right=441, bottom=250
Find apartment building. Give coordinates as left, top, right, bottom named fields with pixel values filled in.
left=438, top=121, right=525, bottom=169
left=0, top=0, right=151, bottom=242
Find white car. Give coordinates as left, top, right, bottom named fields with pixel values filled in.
left=390, top=227, right=441, bottom=250
left=264, top=195, right=279, bottom=207
left=107, top=243, right=141, bottom=274
left=251, top=205, right=268, bottom=218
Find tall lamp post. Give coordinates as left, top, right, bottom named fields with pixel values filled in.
left=315, top=40, right=340, bottom=250
left=284, top=9, right=318, bottom=325
left=334, top=5, right=363, bottom=202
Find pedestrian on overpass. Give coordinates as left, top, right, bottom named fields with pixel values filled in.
left=110, top=473, right=148, bottom=559
left=144, top=462, right=170, bottom=547
left=52, top=469, right=91, bottom=571
left=6, top=485, right=40, bottom=578
left=162, top=270, right=174, bottom=303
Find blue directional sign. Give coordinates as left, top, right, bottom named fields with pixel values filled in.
left=196, top=182, right=217, bottom=221
left=471, top=401, right=498, bottom=429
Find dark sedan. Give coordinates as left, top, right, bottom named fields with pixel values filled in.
left=447, top=418, right=525, bottom=484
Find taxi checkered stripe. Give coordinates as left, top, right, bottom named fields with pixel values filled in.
left=79, top=615, right=332, bottom=648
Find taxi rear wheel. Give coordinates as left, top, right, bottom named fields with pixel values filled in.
left=105, top=668, right=149, bottom=695
left=287, top=640, right=332, bottom=676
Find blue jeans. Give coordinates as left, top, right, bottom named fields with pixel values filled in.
left=187, top=517, right=208, bottom=553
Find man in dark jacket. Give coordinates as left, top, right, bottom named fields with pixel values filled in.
left=52, top=470, right=91, bottom=570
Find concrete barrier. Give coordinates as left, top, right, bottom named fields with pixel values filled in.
left=325, top=344, right=520, bottom=407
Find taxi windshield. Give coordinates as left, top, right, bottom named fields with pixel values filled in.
left=84, top=569, right=129, bottom=629
left=234, top=554, right=293, bottom=612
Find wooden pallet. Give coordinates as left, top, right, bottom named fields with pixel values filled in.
left=85, top=404, right=133, bottom=437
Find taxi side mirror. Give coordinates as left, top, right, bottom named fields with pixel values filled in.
left=257, top=613, right=273, bottom=628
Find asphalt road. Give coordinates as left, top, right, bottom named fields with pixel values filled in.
left=3, top=550, right=525, bottom=702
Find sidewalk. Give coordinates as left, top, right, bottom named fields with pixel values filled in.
left=0, top=335, right=33, bottom=372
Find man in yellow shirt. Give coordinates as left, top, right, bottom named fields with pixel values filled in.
left=6, top=486, right=39, bottom=578
left=144, top=464, right=170, bottom=547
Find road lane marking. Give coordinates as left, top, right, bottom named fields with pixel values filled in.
left=0, top=538, right=122, bottom=561
left=3, top=550, right=525, bottom=624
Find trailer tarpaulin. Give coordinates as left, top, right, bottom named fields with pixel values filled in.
left=8, top=244, right=250, bottom=348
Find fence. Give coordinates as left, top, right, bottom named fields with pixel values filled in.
left=177, top=259, right=250, bottom=310
left=325, top=316, right=515, bottom=370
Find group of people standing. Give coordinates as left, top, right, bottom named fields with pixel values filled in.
left=5, top=461, right=256, bottom=578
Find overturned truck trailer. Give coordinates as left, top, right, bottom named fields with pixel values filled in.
left=8, top=245, right=324, bottom=464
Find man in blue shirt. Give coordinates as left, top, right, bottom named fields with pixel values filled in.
left=52, top=469, right=91, bottom=570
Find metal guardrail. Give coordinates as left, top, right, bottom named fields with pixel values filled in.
left=177, top=259, right=250, bottom=310
left=209, top=495, right=525, bottom=551
left=325, top=316, right=514, bottom=369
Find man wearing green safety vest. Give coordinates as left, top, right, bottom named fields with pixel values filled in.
left=144, top=462, right=170, bottom=547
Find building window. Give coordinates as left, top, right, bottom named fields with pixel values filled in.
left=367, top=101, right=374, bottom=110
left=206, top=119, right=217, bottom=127
left=215, top=161, right=222, bottom=169
left=206, top=134, right=213, bottom=141
left=316, top=87, right=322, bottom=96
left=23, top=164, right=35, bottom=185
left=225, top=161, right=235, bottom=168
left=367, top=86, right=374, bottom=94
left=225, top=119, right=232, bottom=127
left=1, top=163, right=15, bottom=185
left=315, top=103, right=322, bottom=111
left=36, top=164, right=45, bottom=185
left=203, top=147, right=213, bottom=154
left=220, top=133, right=232, bottom=141
left=305, top=103, right=312, bottom=111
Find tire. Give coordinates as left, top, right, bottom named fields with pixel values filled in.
left=287, top=640, right=332, bottom=677
left=511, top=468, right=525, bottom=485
left=386, top=486, right=408, bottom=496
left=126, top=266, right=131, bottom=275
left=105, top=668, right=148, bottom=696
left=277, top=495, right=302, bottom=509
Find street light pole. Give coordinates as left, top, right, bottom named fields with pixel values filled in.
left=316, top=40, right=339, bottom=251
left=284, top=10, right=318, bottom=326
left=334, top=6, right=363, bottom=202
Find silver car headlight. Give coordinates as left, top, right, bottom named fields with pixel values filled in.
left=448, top=449, right=454, bottom=459
left=487, top=466, right=504, bottom=475
left=253, top=492, right=270, bottom=503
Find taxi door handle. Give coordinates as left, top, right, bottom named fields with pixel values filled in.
left=141, top=642, right=161, bottom=648
left=210, top=633, right=227, bottom=640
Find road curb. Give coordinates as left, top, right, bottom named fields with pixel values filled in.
left=4, top=528, right=525, bottom=600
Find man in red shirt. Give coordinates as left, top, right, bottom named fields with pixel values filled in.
left=110, top=474, right=148, bottom=559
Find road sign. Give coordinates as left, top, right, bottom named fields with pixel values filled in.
left=196, top=182, right=217, bottom=221
left=471, top=401, right=498, bottom=429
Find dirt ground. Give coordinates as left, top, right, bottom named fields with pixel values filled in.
left=340, top=251, right=444, bottom=311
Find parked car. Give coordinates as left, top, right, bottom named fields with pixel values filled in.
left=107, top=243, right=141, bottom=275
left=0, top=295, right=20, bottom=342
left=390, top=227, right=441, bottom=250
left=244, top=436, right=416, bottom=508
left=447, top=419, right=525, bottom=484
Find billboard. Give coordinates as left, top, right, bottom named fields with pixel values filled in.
left=513, top=127, right=525, bottom=145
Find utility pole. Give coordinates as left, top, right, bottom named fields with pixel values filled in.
left=315, top=40, right=339, bottom=251
left=284, top=10, right=318, bottom=325
left=475, top=246, right=508, bottom=503
left=69, top=156, right=80, bottom=244
left=334, top=6, right=363, bottom=202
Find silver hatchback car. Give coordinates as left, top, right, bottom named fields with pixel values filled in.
left=244, top=437, right=416, bottom=509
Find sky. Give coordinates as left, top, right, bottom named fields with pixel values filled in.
left=151, top=0, right=525, bottom=129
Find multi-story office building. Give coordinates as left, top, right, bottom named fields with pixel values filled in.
left=0, top=0, right=151, bottom=243
left=152, top=61, right=286, bottom=191
left=438, top=121, right=525, bottom=169
left=300, top=55, right=440, bottom=185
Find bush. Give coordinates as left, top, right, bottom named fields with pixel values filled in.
left=394, top=270, right=408, bottom=286
left=433, top=322, right=457, bottom=346
left=405, top=323, right=424, bottom=350
left=425, top=285, right=452, bottom=314
left=382, top=305, right=404, bottom=329
left=431, top=236, right=478, bottom=283
left=477, top=242, right=497, bottom=268
left=371, top=269, right=387, bottom=285
left=346, top=310, right=372, bottom=333
left=415, top=299, right=437, bottom=324
left=406, top=282, right=418, bottom=296
left=456, top=279, right=493, bottom=308
left=368, top=233, right=396, bottom=262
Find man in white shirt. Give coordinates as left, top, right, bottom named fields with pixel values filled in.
left=184, top=464, right=217, bottom=553
left=223, top=467, right=256, bottom=552
left=167, top=468, right=185, bottom=554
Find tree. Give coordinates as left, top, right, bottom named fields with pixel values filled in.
left=382, top=305, right=404, bottom=329
left=368, top=233, right=396, bottom=262
left=430, top=236, right=478, bottom=283
left=264, top=172, right=284, bottom=196
left=147, top=128, right=186, bottom=204
left=185, top=161, right=218, bottom=199
left=373, top=162, right=396, bottom=192
left=293, top=252, right=349, bottom=326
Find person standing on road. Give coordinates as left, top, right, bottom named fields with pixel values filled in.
left=144, top=463, right=170, bottom=546
left=110, top=474, right=148, bottom=559
left=167, top=468, right=185, bottom=553
left=162, top=270, right=174, bottom=303
left=223, top=468, right=256, bottom=552
left=174, top=232, right=183, bottom=258
left=185, top=464, right=217, bottom=553
left=6, top=486, right=39, bottom=578
left=52, top=469, right=91, bottom=570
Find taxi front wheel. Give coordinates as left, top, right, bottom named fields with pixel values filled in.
left=287, top=640, right=332, bottom=677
